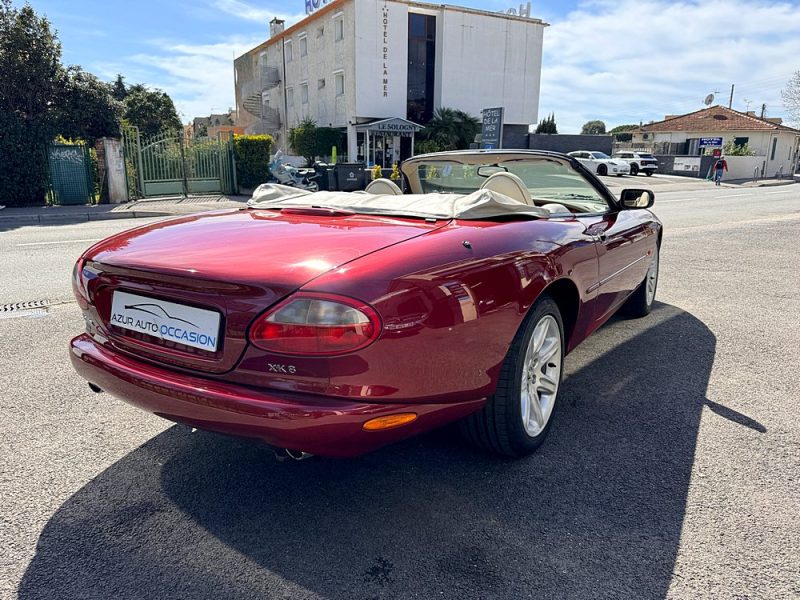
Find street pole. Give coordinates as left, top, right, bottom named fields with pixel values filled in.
left=728, top=84, right=734, bottom=109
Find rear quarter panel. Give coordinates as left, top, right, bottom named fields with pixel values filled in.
left=237, top=218, right=599, bottom=404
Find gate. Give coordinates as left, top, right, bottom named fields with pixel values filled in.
left=122, top=126, right=236, bottom=199
left=47, top=142, right=93, bottom=205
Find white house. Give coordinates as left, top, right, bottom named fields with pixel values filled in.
left=631, top=105, right=800, bottom=179
left=234, top=0, right=547, bottom=165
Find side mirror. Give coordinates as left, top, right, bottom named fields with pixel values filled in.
left=619, top=189, right=655, bottom=209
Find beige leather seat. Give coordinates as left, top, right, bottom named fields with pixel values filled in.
left=479, top=172, right=532, bottom=205
left=364, top=178, right=403, bottom=195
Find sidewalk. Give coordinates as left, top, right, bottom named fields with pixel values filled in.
left=0, top=194, right=250, bottom=226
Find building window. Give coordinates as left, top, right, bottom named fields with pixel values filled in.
left=335, top=72, right=345, bottom=96
left=733, top=136, right=749, bottom=147
left=285, top=40, right=293, bottom=62
left=301, top=83, right=309, bottom=104
left=318, top=78, right=325, bottom=90
left=407, top=13, right=437, bottom=124
left=287, top=88, right=294, bottom=108
left=316, top=26, right=324, bottom=38
left=299, top=35, right=308, bottom=57
left=334, top=17, right=343, bottom=41
left=771, top=137, right=778, bottom=160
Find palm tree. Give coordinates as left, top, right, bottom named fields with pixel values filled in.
left=420, top=107, right=480, bottom=151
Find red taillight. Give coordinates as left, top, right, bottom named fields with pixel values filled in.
left=72, top=257, right=89, bottom=308
left=249, top=293, right=381, bottom=355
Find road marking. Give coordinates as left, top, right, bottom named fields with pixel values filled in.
left=669, top=212, right=800, bottom=234
left=717, top=193, right=750, bottom=198
left=16, top=238, right=99, bottom=247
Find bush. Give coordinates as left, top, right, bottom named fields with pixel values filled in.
left=233, top=134, right=273, bottom=189
left=0, top=117, right=51, bottom=206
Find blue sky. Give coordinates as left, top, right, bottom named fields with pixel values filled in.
left=27, top=0, right=800, bottom=132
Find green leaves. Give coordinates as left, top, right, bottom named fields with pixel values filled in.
left=233, top=134, right=274, bottom=189
left=535, top=113, right=558, bottom=134
left=288, top=118, right=342, bottom=165
left=580, top=120, right=607, bottom=135
left=123, top=88, right=182, bottom=138
left=419, top=107, right=480, bottom=151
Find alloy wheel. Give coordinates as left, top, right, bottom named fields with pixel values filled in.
left=520, top=315, right=562, bottom=437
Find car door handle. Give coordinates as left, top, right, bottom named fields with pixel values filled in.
left=595, top=231, right=607, bottom=242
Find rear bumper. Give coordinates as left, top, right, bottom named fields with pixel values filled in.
left=70, top=334, right=484, bottom=457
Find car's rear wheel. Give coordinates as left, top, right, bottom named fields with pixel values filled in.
left=460, top=296, right=564, bottom=457
left=623, top=244, right=659, bottom=317
left=597, top=165, right=608, bottom=176
left=630, top=163, right=639, bottom=176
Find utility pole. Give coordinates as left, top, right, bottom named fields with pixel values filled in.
left=760, top=103, right=766, bottom=119
left=728, top=84, right=734, bottom=108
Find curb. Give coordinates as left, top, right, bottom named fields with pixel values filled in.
left=0, top=210, right=171, bottom=226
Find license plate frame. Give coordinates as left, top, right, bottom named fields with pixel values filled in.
left=109, top=291, right=221, bottom=352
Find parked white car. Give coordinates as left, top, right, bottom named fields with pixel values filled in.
left=567, top=151, right=630, bottom=176
left=612, top=151, right=658, bottom=176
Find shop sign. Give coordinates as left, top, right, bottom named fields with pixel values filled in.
left=482, top=107, right=504, bottom=149
left=699, top=137, right=723, bottom=148
left=305, top=0, right=331, bottom=15
left=381, top=1, right=389, bottom=97
left=500, top=2, right=532, bottom=17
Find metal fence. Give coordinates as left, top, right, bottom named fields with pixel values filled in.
left=121, top=126, right=236, bottom=199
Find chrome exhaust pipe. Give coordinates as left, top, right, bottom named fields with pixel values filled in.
left=273, top=448, right=314, bottom=461
left=88, top=383, right=103, bottom=393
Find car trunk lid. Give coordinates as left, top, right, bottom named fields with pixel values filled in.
left=85, top=208, right=446, bottom=374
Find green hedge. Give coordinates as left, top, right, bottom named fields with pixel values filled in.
left=0, top=117, right=51, bottom=206
left=233, top=134, right=273, bottom=189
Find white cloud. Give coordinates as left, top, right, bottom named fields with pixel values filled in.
left=539, top=0, right=800, bottom=132
left=121, top=35, right=265, bottom=121
left=210, top=0, right=305, bottom=24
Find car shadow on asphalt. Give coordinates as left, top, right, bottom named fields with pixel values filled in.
left=20, top=303, right=732, bottom=599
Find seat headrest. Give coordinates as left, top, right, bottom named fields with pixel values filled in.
left=364, top=178, right=403, bottom=195
left=478, top=172, right=532, bottom=205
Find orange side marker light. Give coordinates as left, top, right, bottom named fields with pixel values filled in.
left=362, top=413, right=418, bottom=431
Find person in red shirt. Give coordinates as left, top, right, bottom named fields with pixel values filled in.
left=714, top=156, right=728, bottom=185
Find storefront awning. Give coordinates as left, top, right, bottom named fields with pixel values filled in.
left=355, top=117, right=423, bottom=136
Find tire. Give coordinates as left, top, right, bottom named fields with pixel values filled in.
left=645, top=171, right=654, bottom=177
left=623, top=244, right=659, bottom=317
left=460, top=296, right=564, bottom=457
left=597, top=165, right=608, bottom=176
left=630, top=163, right=639, bottom=176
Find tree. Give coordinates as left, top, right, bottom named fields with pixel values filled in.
left=288, top=117, right=319, bottom=165
left=123, top=87, right=182, bottom=137
left=535, top=113, right=558, bottom=134
left=111, top=74, right=127, bottom=101
left=609, top=124, right=638, bottom=142
left=722, top=138, right=755, bottom=156
left=781, top=71, right=800, bottom=123
left=314, top=126, right=342, bottom=159
left=419, top=107, right=480, bottom=150
left=0, top=0, right=63, bottom=205
left=56, top=66, right=122, bottom=143
left=581, top=120, right=607, bottom=135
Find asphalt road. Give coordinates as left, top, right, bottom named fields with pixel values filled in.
left=1, top=185, right=798, bottom=599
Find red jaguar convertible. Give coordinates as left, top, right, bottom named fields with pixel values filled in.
left=70, top=150, right=661, bottom=458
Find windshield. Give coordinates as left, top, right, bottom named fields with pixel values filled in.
left=590, top=152, right=611, bottom=159
left=407, top=158, right=609, bottom=213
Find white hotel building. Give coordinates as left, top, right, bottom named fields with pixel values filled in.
left=234, top=0, right=546, bottom=165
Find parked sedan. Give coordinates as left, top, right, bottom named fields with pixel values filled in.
left=568, top=150, right=631, bottom=176
left=70, top=150, right=661, bottom=458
